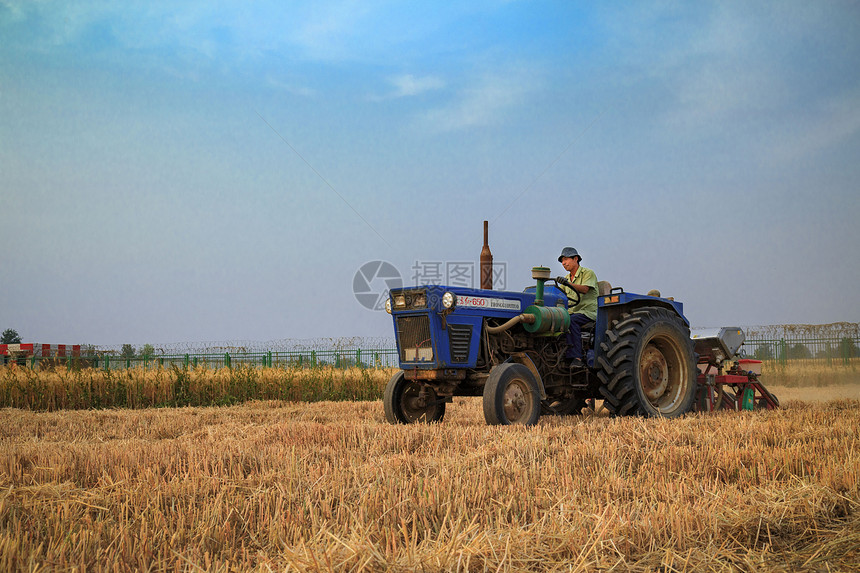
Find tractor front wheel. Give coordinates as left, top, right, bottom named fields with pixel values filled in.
left=596, top=307, right=697, bottom=418
left=483, top=363, right=541, bottom=425
left=383, top=370, right=446, bottom=424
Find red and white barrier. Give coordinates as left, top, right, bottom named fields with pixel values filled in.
left=0, top=344, right=81, bottom=357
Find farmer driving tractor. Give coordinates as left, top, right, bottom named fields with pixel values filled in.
left=557, top=247, right=599, bottom=370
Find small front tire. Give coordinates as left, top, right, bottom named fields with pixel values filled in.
left=383, top=370, right=445, bottom=424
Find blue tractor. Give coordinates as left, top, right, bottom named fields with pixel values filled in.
left=383, top=266, right=699, bottom=425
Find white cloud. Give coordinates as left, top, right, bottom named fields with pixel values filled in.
left=764, top=89, right=860, bottom=165
left=266, top=76, right=316, bottom=98
left=417, top=69, right=542, bottom=133
left=388, top=74, right=445, bottom=98
left=288, top=0, right=379, bottom=61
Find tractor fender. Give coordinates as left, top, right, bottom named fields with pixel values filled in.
left=503, top=353, right=547, bottom=400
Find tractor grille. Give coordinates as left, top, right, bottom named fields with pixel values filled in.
left=396, top=315, right=434, bottom=362
left=447, top=324, right=473, bottom=363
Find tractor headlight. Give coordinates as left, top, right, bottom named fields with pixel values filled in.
left=385, top=298, right=392, bottom=314
left=394, top=295, right=406, bottom=309
left=442, top=291, right=456, bottom=309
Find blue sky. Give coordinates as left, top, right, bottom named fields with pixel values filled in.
left=1, top=1, right=859, bottom=346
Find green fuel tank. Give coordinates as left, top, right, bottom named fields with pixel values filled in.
left=522, top=266, right=569, bottom=334
left=522, top=305, right=569, bottom=334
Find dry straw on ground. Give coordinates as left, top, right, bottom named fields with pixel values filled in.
left=2, top=388, right=859, bottom=571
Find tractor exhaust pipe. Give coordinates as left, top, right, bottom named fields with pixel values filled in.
left=486, top=313, right=534, bottom=334
left=480, top=220, right=493, bottom=290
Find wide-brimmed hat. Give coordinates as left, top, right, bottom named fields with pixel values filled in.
left=558, top=247, right=581, bottom=262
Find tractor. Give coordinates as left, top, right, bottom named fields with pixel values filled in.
left=383, top=265, right=777, bottom=426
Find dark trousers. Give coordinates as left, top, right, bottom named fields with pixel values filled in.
left=566, top=313, right=594, bottom=360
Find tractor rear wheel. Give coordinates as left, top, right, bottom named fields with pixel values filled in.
left=483, top=363, right=541, bottom=425
left=383, top=370, right=445, bottom=424
left=596, top=307, right=696, bottom=418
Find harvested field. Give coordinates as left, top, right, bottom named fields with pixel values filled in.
left=2, top=388, right=859, bottom=571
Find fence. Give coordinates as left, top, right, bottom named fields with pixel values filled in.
left=3, top=325, right=859, bottom=371
left=1, top=338, right=401, bottom=371
left=93, top=348, right=400, bottom=371
left=740, top=323, right=859, bottom=367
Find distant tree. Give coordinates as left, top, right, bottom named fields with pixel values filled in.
left=140, top=344, right=155, bottom=358
left=120, top=344, right=136, bottom=360
left=1, top=329, right=22, bottom=344
left=787, top=343, right=812, bottom=360
left=840, top=337, right=859, bottom=359
left=752, top=343, right=774, bottom=360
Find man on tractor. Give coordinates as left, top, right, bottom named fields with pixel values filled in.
left=557, top=247, right=599, bottom=370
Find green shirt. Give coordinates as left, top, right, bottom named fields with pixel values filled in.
left=560, top=266, right=598, bottom=321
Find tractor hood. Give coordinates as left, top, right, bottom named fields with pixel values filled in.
left=387, top=284, right=568, bottom=369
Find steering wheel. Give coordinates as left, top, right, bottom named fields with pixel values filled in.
left=554, top=276, right=581, bottom=306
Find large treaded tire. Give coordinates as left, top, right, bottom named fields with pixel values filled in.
left=383, top=370, right=445, bottom=424
left=483, top=363, right=541, bottom=426
left=596, top=307, right=697, bottom=418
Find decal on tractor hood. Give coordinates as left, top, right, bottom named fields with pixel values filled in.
left=457, top=295, right=522, bottom=311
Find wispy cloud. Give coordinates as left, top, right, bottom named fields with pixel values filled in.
left=596, top=1, right=860, bottom=169
left=388, top=74, right=445, bottom=98
left=764, top=89, right=860, bottom=165
left=266, top=76, right=316, bottom=98
left=289, top=0, right=377, bottom=61
left=367, top=74, right=446, bottom=102
left=417, top=68, right=542, bottom=133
